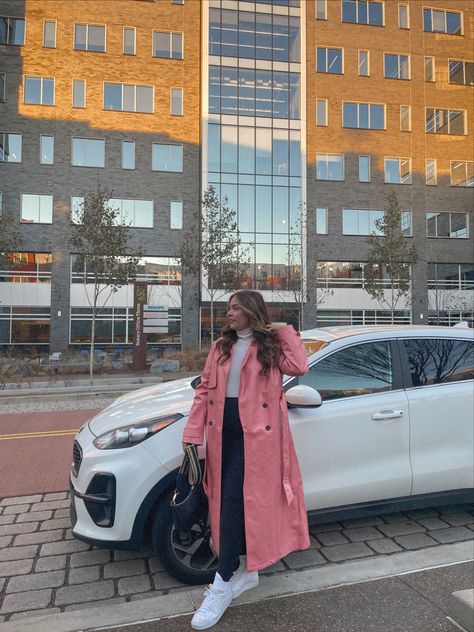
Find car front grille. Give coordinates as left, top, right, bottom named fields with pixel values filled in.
left=72, top=440, right=83, bottom=477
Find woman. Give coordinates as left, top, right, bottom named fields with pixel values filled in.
left=182, top=290, right=310, bottom=630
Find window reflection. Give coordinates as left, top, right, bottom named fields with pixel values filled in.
left=210, top=66, right=300, bottom=120
left=300, top=342, right=393, bottom=400
left=404, top=339, right=474, bottom=386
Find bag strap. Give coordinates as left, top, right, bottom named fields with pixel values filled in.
left=185, top=444, right=202, bottom=487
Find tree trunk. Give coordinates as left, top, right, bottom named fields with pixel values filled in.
left=90, top=285, right=97, bottom=385
left=210, top=285, right=214, bottom=343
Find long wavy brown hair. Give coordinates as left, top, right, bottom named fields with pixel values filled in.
left=216, top=290, right=281, bottom=375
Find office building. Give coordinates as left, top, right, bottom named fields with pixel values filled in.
left=0, top=0, right=472, bottom=351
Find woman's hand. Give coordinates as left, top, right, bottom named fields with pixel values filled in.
left=182, top=441, right=198, bottom=453
left=264, top=322, right=287, bottom=333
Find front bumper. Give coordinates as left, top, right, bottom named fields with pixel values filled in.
left=70, top=420, right=170, bottom=545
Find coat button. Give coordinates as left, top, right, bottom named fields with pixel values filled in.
left=209, top=400, right=214, bottom=405
left=209, top=420, right=213, bottom=426
left=262, top=403, right=268, bottom=408
left=265, top=425, right=271, bottom=431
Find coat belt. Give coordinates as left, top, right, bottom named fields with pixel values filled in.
left=279, top=398, right=294, bottom=506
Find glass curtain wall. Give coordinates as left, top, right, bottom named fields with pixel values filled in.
left=207, top=0, right=302, bottom=292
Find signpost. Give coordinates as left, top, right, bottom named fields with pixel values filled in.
left=132, top=283, right=147, bottom=371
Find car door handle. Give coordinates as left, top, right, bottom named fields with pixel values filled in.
left=371, top=410, right=404, bottom=421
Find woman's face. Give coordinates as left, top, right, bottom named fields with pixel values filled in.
left=227, top=297, right=251, bottom=331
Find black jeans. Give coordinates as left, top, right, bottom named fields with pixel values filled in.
left=217, top=397, right=247, bottom=581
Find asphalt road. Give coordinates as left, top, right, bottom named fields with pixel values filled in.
left=95, top=562, right=473, bottom=632
left=0, top=408, right=98, bottom=497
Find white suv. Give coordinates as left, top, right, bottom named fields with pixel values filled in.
left=70, top=325, right=474, bottom=584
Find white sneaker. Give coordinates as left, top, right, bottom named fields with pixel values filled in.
left=229, top=563, right=259, bottom=599
left=191, top=582, right=233, bottom=630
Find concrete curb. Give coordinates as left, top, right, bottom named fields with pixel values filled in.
left=451, top=589, right=474, bottom=632
left=0, top=540, right=471, bottom=632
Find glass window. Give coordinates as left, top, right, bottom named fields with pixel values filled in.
left=449, top=60, right=474, bottom=86
left=316, top=208, right=328, bottom=235
left=170, top=201, right=183, bottom=229
left=343, top=102, right=385, bottom=130
left=404, top=339, right=473, bottom=387
left=316, top=154, right=344, bottom=181
left=152, top=143, right=183, bottom=172
left=343, top=209, right=384, bottom=236
left=123, top=27, right=135, bottom=55
left=398, top=4, right=409, bottom=29
left=72, top=138, right=105, bottom=167
left=317, top=47, right=343, bottom=74
left=342, top=0, right=383, bottom=26
left=400, top=105, right=411, bottom=132
left=0, top=17, right=25, bottom=45
left=423, top=8, right=463, bottom=35
left=153, top=31, right=183, bottom=59
left=43, top=20, right=56, bottom=47
left=358, top=50, right=369, bottom=76
left=21, top=194, right=53, bottom=224
left=316, top=0, right=327, bottom=20
left=104, top=83, right=153, bottom=113
left=108, top=198, right=153, bottom=228
left=385, top=158, right=412, bottom=184
left=450, top=161, right=474, bottom=187
left=359, top=155, right=370, bottom=182
left=40, top=135, right=54, bottom=165
left=0, top=73, right=5, bottom=102
left=171, top=87, right=183, bottom=115
left=316, top=99, right=327, bottom=126
left=0, top=132, right=22, bottom=162
left=426, top=212, right=468, bottom=238
left=74, top=23, right=105, bottom=51
left=426, top=108, right=465, bottom=135
left=424, top=56, right=435, bottom=82
left=299, top=341, right=393, bottom=400
left=119, top=140, right=134, bottom=170
left=384, top=53, right=410, bottom=80
left=401, top=211, right=412, bottom=236
left=72, top=79, right=86, bottom=108
left=426, top=159, right=437, bottom=185
left=24, top=77, right=54, bottom=105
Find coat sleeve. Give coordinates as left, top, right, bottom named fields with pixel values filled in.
left=276, top=325, right=309, bottom=376
left=182, top=342, right=217, bottom=445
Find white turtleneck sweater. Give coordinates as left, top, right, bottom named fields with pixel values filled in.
left=225, top=327, right=253, bottom=397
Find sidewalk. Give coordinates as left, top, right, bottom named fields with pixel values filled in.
left=0, top=491, right=472, bottom=629
left=0, top=371, right=197, bottom=403
left=92, top=561, right=474, bottom=632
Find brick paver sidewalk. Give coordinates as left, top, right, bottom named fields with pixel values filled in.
left=0, top=492, right=473, bottom=622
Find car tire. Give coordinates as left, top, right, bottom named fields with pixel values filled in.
left=152, top=491, right=218, bottom=585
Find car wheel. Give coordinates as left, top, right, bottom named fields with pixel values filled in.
left=152, top=491, right=218, bottom=585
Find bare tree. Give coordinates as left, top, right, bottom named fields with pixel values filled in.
left=177, top=185, right=249, bottom=343
left=286, top=204, right=332, bottom=329
left=364, top=191, right=418, bottom=324
left=0, top=214, right=23, bottom=272
left=70, top=187, right=143, bottom=383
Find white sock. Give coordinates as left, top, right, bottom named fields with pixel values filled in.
left=213, top=572, right=230, bottom=591
left=239, top=555, right=247, bottom=570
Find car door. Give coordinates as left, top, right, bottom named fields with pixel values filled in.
left=288, top=338, right=412, bottom=511
left=400, top=336, right=474, bottom=496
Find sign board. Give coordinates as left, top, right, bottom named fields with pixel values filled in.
left=132, top=283, right=147, bottom=371
left=143, top=304, right=169, bottom=334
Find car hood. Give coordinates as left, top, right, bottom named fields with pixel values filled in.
left=88, top=376, right=197, bottom=437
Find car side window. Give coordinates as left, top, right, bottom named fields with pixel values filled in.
left=299, top=341, right=393, bottom=401
left=403, top=338, right=474, bottom=387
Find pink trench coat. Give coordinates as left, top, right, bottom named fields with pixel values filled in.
left=182, top=325, right=311, bottom=573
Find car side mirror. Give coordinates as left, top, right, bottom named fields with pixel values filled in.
left=285, top=385, right=322, bottom=408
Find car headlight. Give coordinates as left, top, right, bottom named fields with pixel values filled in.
left=93, top=414, right=183, bottom=450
